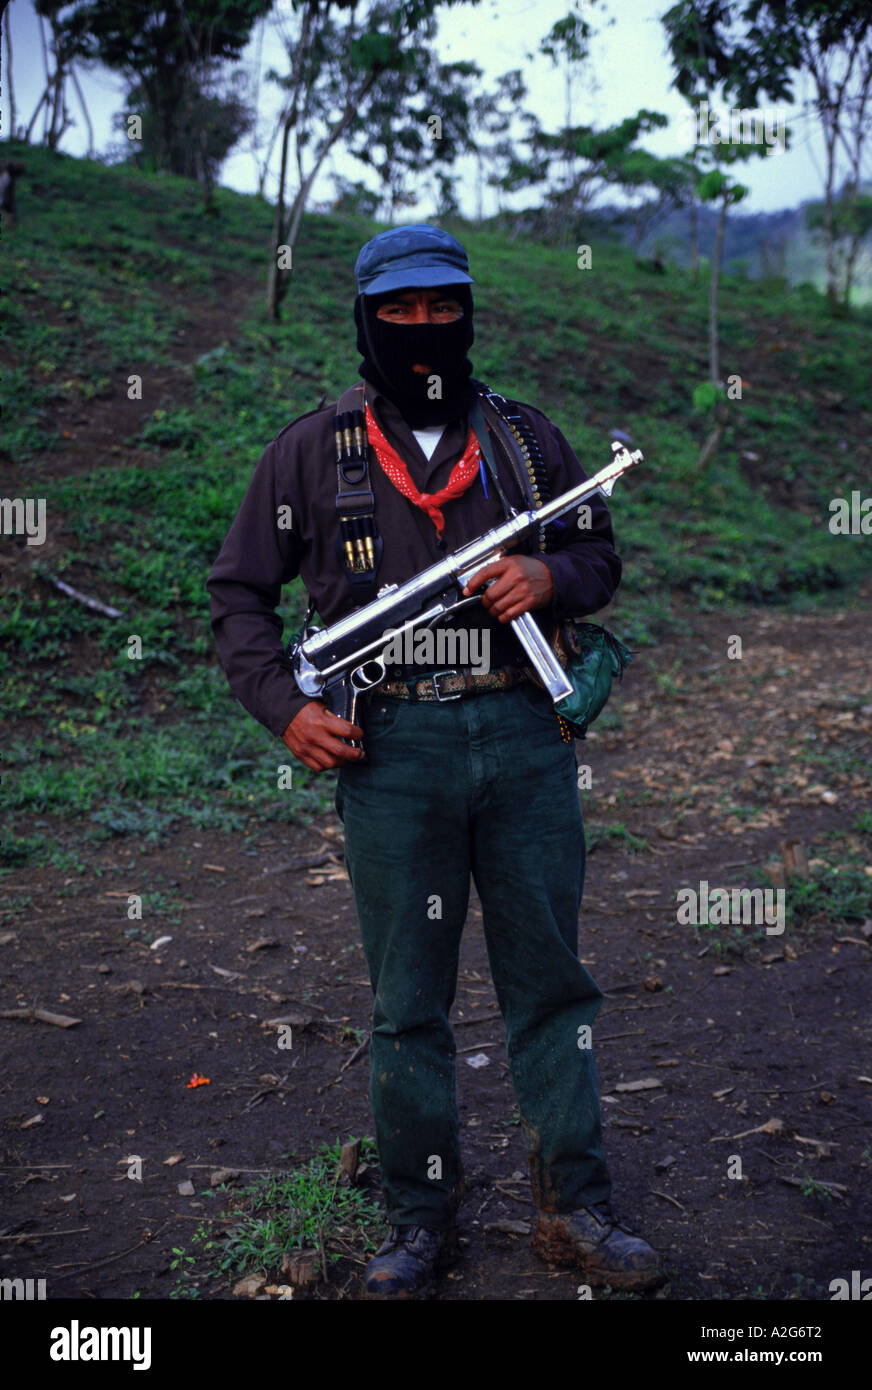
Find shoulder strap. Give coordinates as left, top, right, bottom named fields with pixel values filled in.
left=336, top=381, right=366, bottom=415
left=469, top=397, right=516, bottom=519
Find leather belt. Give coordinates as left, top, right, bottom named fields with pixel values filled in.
left=377, top=666, right=532, bottom=703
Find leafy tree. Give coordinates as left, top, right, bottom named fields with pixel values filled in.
left=264, top=0, right=476, bottom=319
left=663, top=0, right=872, bottom=313
left=692, top=159, right=751, bottom=472
left=23, top=2, right=80, bottom=151
left=347, top=54, right=482, bottom=225
left=663, top=1, right=788, bottom=471
left=329, top=175, right=381, bottom=218
left=806, top=189, right=872, bottom=307
left=63, top=0, right=270, bottom=201
left=114, top=74, right=254, bottom=200
left=499, top=109, right=674, bottom=245
left=594, top=146, right=698, bottom=252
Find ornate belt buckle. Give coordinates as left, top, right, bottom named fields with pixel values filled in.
left=431, top=670, right=463, bottom=701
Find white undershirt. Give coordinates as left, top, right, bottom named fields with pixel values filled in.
left=411, top=425, right=446, bottom=461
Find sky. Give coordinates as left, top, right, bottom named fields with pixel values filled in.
left=1, top=0, right=841, bottom=219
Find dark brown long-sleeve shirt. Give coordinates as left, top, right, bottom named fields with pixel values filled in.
left=206, top=378, right=622, bottom=739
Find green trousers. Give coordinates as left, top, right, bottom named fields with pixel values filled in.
left=334, top=679, right=611, bottom=1229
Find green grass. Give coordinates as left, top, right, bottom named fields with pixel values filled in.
left=167, top=1139, right=383, bottom=1297
left=1, top=142, right=870, bottom=856
left=585, top=822, right=649, bottom=854
left=784, top=862, right=872, bottom=932
left=689, top=820, right=872, bottom=958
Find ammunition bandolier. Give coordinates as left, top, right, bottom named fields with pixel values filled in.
left=330, top=379, right=566, bottom=604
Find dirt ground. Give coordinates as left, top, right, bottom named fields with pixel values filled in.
left=2, top=596, right=870, bottom=1302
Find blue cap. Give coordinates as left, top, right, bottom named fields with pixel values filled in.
left=355, top=224, right=474, bottom=296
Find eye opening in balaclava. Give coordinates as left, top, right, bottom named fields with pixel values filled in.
left=354, top=283, right=475, bottom=429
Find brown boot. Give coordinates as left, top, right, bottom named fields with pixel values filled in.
left=532, top=1201, right=665, bottom=1292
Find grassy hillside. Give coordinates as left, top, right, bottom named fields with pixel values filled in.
left=1, top=142, right=870, bottom=870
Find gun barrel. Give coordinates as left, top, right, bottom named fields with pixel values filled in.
left=533, top=443, right=642, bottom=528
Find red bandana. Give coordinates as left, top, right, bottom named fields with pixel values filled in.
left=365, top=403, right=480, bottom=539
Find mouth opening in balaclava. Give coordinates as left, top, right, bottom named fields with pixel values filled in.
left=354, top=284, right=476, bottom=428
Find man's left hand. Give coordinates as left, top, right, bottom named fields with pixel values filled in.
left=462, top=555, right=554, bottom=622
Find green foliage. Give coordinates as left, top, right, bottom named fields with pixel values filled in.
left=697, top=168, right=749, bottom=205
left=169, top=1139, right=383, bottom=1294
left=786, top=865, right=872, bottom=930
left=586, top=823, right=649, bottom=855
left=66, top=0, right=268, bottom=181
left=692, top=380, right=725, bottom=413
left=135, top=407, right=203, bottom=450
left=0, top=836, right=43, bottom=868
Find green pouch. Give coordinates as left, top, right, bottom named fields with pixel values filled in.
left=555, top=621, right=633, bottom=738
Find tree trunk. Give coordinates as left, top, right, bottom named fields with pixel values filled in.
left=48, top=70, right=63, bottom=148
left=838, top=181, right=859, bottom=313
left=4, top=5, right=16, bottom=140
left=286, top=170, right=316, bottom=248
left=45, top=17, right=74, bottom=153
left=38, top=11, right=51, bottom=144
left=821, top=121, right=840, bottom=312
left=196, top=117, right=214, bottom=210
left=70, top=63, right=94, bottom=158
left=266, top=109, right=294, bottom=320
left=695, top=399, right=729, bottom=474
left=24, top=85, right=49, bottom=144
left=689, top=197, right=699, bottom=280
left=834, top=52, right=872, bottom=314
left=268, top=87, right=372, bottom=320
left=708, top=190, right=727, bottom=388
left=257, top=105, right=285, bottom=199
left=695, top=191, right=729, bottom=474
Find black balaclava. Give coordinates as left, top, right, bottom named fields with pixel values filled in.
left=354, top=283, right=476, bottom=428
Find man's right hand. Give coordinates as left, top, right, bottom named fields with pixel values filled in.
left=282, top=701, right=365, bottom=772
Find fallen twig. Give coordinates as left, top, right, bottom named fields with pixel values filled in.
left=330, top=1234, right=368, bottom=1268
left=52, top=1223, right=167, bottom=1280
left=778, top=1176, right=847, bottom=1198
left=266, top=851, right=338, bottom=875
left=241, top=1072, right=292, bottom=1114
left=0, top=1226, right=90, bottom=1240
left=338, top=1037, right=369, bottom=1073
left=650, top=1189, right=685, bottom=1212
left=34, top=567, right=122, bottom=619
left=0, top=1006, right=81, bottom=1028
left=494, top=1183, right=531, bottom=1206
left=185, top=1164, right=282, bottom=1173
left=709, top=1117, right=785, bottom=1143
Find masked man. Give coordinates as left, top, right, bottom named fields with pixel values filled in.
left=207, top=225, right=663, bottom=1299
